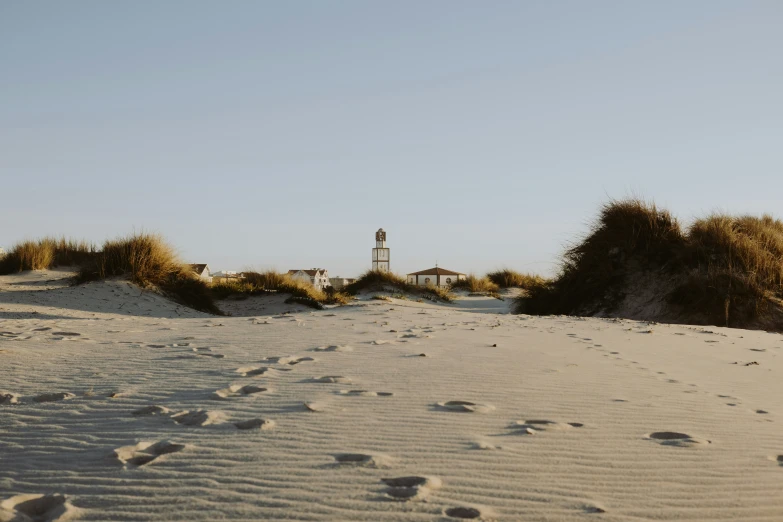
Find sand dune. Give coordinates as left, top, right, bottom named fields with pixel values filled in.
left=2, top=270, right=783, bottom=520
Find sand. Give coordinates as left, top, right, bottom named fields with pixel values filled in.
left=1, top=270, right=783, bottom=521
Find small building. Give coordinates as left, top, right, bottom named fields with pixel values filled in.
left=406, top=267, right=466, bottom=288
left=372, top=228, right=390, bottom=272
left=329, top=276, right=356, bottom=290
left=189, top=263, right=212, bottom=283
left=287, top=268, right=331, bottom=290
left=211, top=270, right=245, bottom=284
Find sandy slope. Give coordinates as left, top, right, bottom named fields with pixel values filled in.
left=1, top=271, right=783, bottom=521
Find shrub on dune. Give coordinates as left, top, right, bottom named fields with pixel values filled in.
left=0, top=238, right=96, bottom=274
left=450, top=274, right=499, bottom=293
left=214, top=270, right=351, bottom=308
left=345, top=270, right=454, bottom=302
left=343, top=270, right=409, bottom=293
left=515, top=199, right=685, bottom=316
left=79, top=233, right=220, bottom=314
left=515, top=198, right=783, bottom=330
left=486, top=269, right=548, bottom=290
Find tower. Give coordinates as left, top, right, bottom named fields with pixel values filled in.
left=372, top=228, right=390, bottom=272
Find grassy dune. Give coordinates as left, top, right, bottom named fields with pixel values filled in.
left=211, top=270, right=351, bottom=308
left=345, top=270, right=454, bottom=302
left=486, top=269, right=547, bottom=290
left=515, top=199, right=783, bottom=330
left=449, top=274, right=499, bottom=294
left=0, top=238, right=96, bottom=274
left=78, top=233, right=221, bottom=314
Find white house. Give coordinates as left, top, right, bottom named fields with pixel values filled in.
left=189, top=264, right=213, bottom=283
left=406, top=267, right=466, bottom=288
left=287, top=269, right=331, bottom=290
left=329, top=276, right=356, bottom=289
left=211, top=270, right=244, bottom=284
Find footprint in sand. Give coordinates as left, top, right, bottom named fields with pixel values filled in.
left=313, top=376, right=353, bottom=384
left=312, top=345, right=353, bottom=352
left=171, top=410, right=227, bottom=426
left=0, top=493, right=79, bottom=522
left=0, top=392, right=20, bottom=405
left=444, top=506, right=484, bottom=519
left=333, top=453, right=393, bottom=468
left=132, top=405, right=172, bottom=416
left=33, top=392, right=75, bottom=403
left=303, top=401, right=327, bottom=412
left=262, top=356, right=315, bottom=366
left=234, top=418, right=275, bottom=430
left=51, top=332, right=80, bottom=337
left=381, top=476, right=441, bottom=502
left=510, top=420, right=584, bottom=434
left=213, top=384, right=269, bottom=399
left=338, top=390, right=393, bottom=397
left=192, top=348, right=225, bottom=359
left=436, top=401, right=495, bottom=413
left=114, top=440, right=185, bottom=467
left=646, top=431, right=711, bottom=446
left=236, top=366, right=268, bottom=377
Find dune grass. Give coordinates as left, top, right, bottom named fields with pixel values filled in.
left=212, top=270, right=351, bottom=308
left=486, top=269, right=548, bottom=290
left=78, top=233, right=220, bottom=314
left=0, top=238, right=97, bottom=274
left=344, top=270, right=454, bottom=302
left=515, top=198, right=783, bottom=329
left=449, top=274, right=499, bottom=294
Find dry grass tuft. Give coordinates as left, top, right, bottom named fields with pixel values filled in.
left=486, top=269, right=548, bottom=290
left=79, top=233, right=220, bottom=314
left=345, top=270, right=454, bottom=302
left=450, top=274, right=499, bottom=293
left=515, top=198, right=783, bottom=330
left=212, top=270, right=351, bottom=308
left=0, top=238, right=96, bottom=274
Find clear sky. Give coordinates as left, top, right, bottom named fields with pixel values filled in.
left=2, top=1, right=782, bottom=277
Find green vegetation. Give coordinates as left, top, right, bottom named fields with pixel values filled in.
left=0, top=238, right=96, bottom=274
left=515, top=198, right=783, bottom=329
left=344, top=270, right=454, bottom=302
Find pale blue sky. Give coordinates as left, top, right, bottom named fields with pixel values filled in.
left=2, top=1, right=782, bottom=277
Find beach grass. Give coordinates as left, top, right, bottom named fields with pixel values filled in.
left=0, top=238, right=97, bottom=274
left=486, top=269, right=548, bottom=290
left=78, top=233, right=221, bottom=314
left=515, top=198, right=783, bottom=329
left=213, top=270, right=351, bottom=308
left=345, top=270, right=454, bottom=302
left=449, top=274, right=499, bottom=293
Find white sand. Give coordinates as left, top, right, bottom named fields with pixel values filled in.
left=2, top=270, right=783, bottom=521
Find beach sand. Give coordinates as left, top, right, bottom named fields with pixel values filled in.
left=2, top=270, right=782, bottom=521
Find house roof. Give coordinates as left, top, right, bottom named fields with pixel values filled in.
left=288, top=269, right=326, bottom=277
left=406, top=267, right=464, bottom=276
left=189, top=264, right=208, bottom=275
